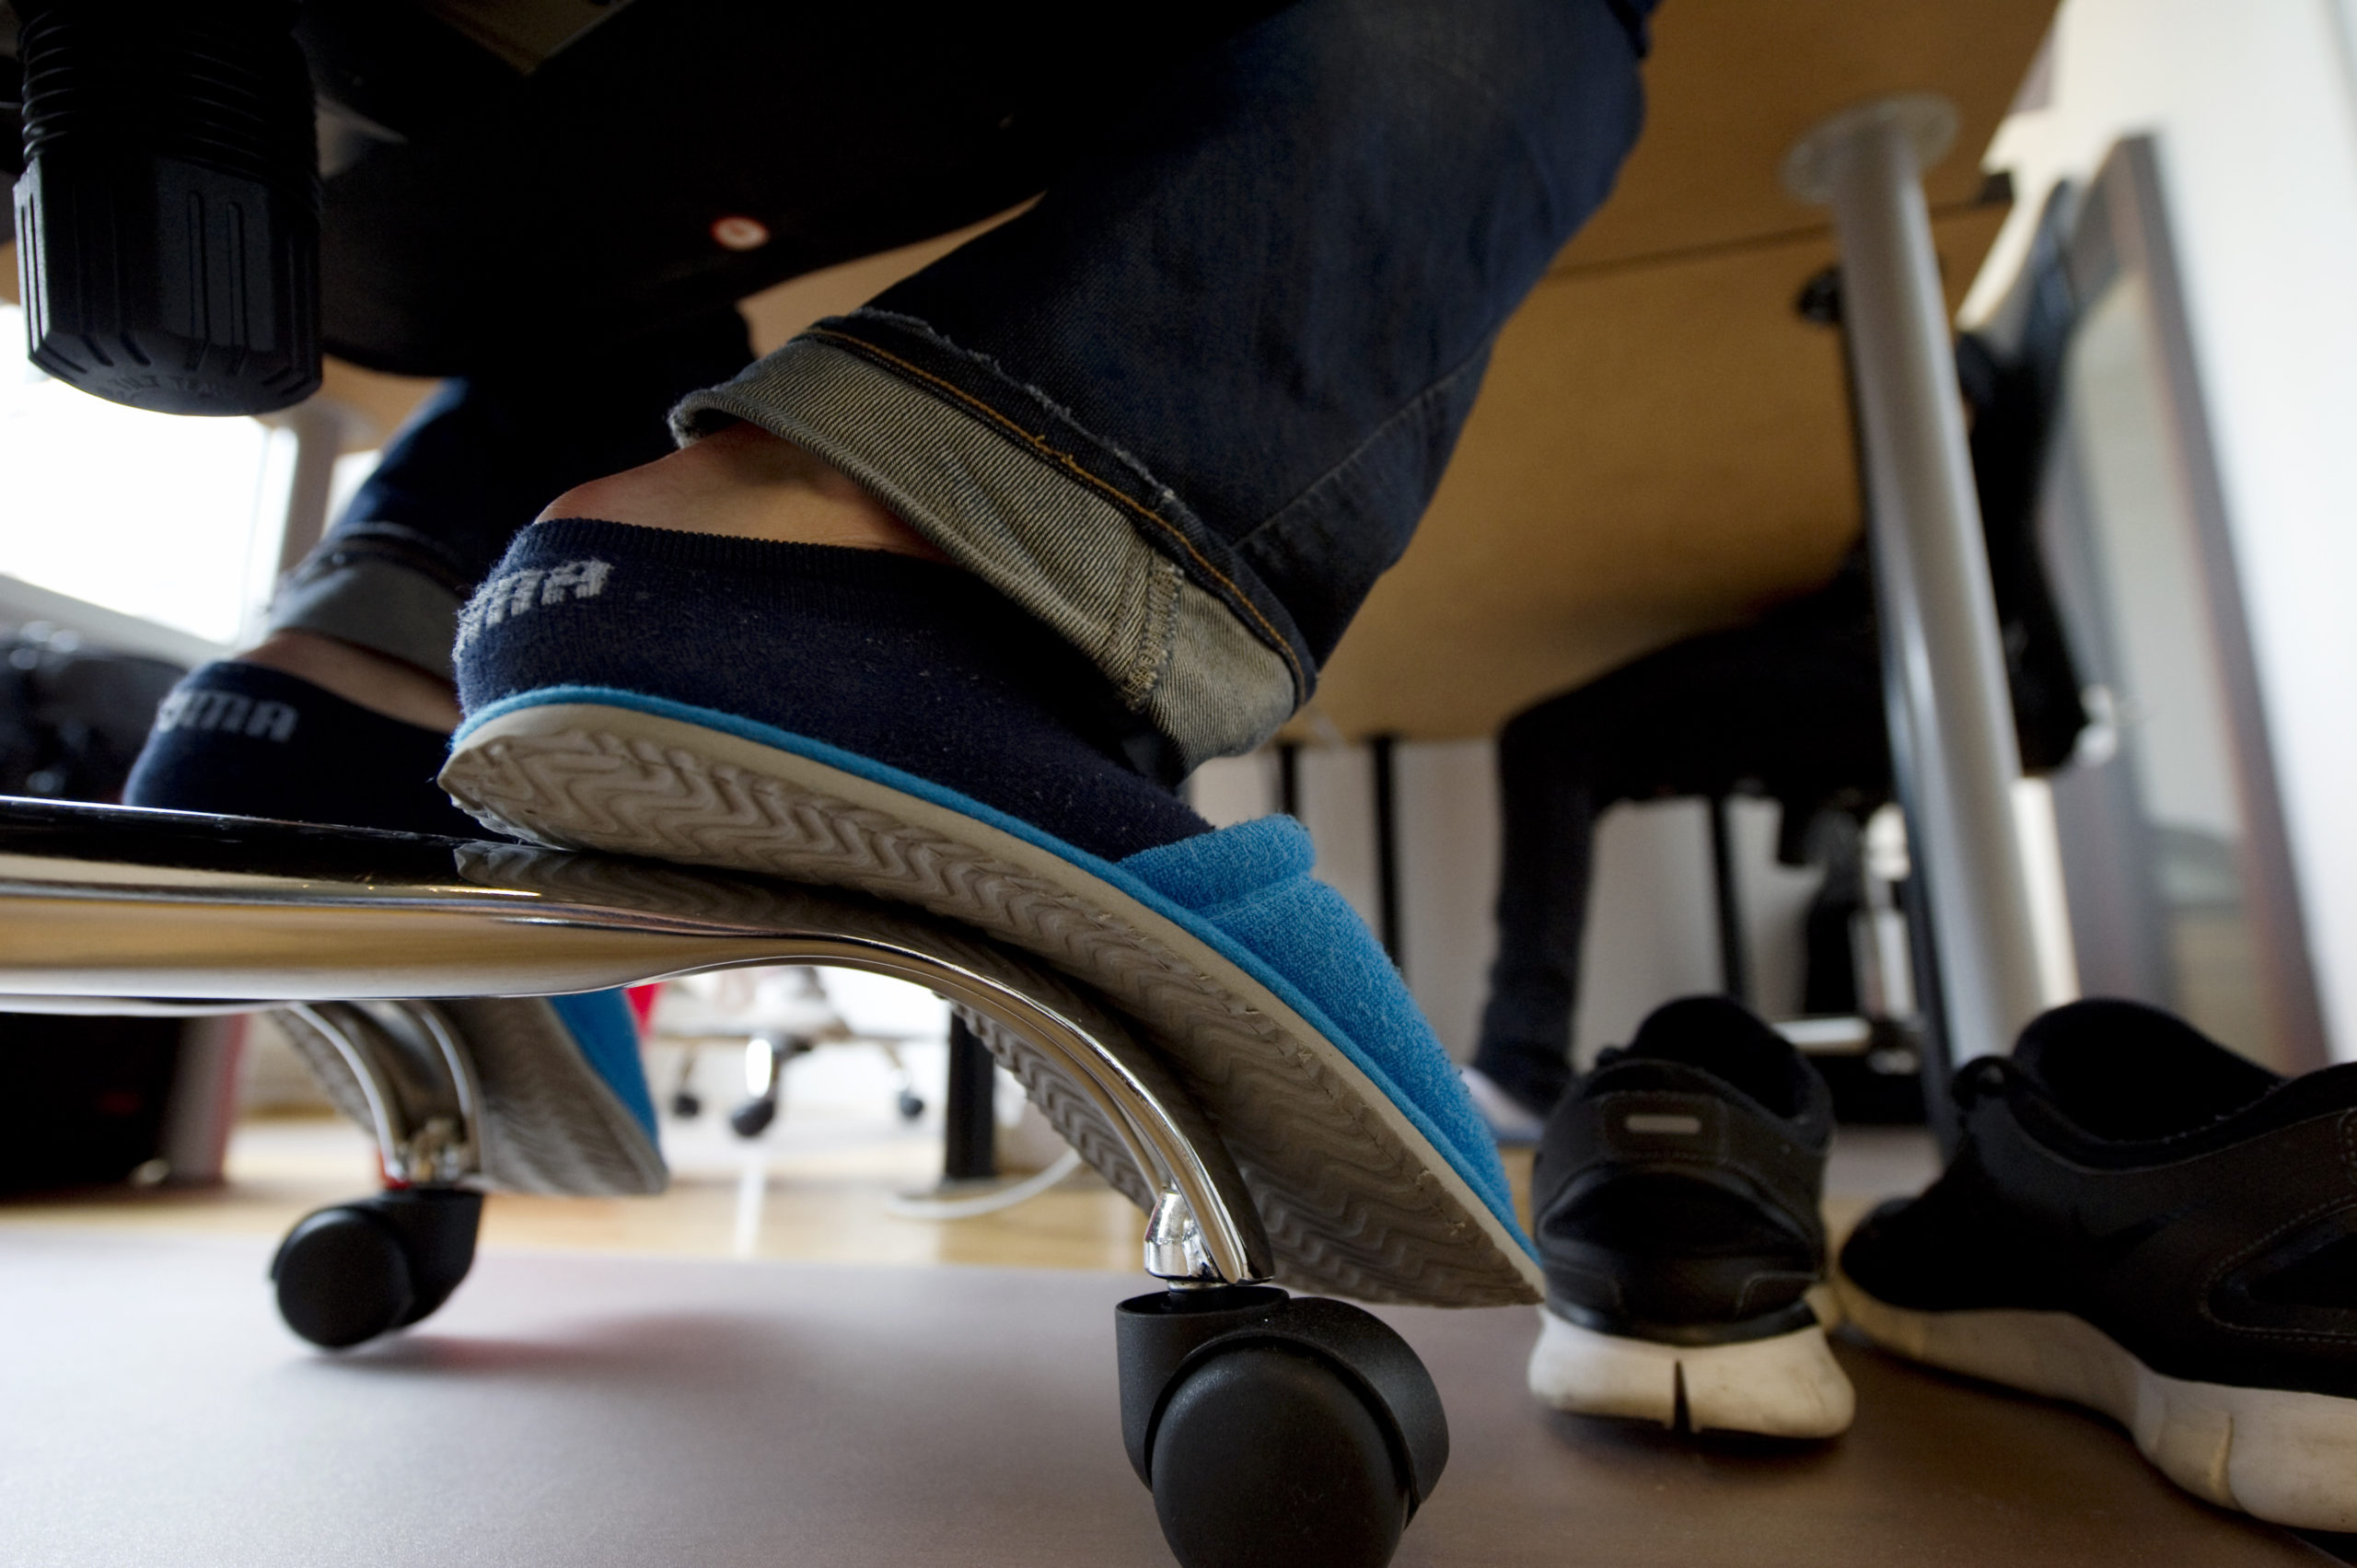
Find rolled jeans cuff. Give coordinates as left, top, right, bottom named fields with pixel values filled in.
left=670, top=327, right=1298, bottom=772
left=265, top=528, right=470, bottom=681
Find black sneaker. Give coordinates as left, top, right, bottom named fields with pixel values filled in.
left=1527, top=995, right=1853, bottom=1437
left=1838, top=999, right=2357, bottom=1529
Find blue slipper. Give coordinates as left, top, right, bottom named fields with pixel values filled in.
left=444, top=689, right=1539, bottom=1306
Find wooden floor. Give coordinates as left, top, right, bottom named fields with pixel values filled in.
left=0, top=1105, right=1940, bottom=1273
left=0, top=1109, right=1153, bottom=1273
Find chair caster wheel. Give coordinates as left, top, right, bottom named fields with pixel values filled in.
left=896, top=1089, right=926, bottom=1122
left=669, top=1090, right=702, bottom=1119
left=1116, top=1287, right=1446, bottom=1568
left=729, top=1096, right=778, bottom=1138
left=271, top=1188, right=482, bottom=1350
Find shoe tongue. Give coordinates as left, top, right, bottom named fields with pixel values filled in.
left=1620, top=995, right=1805, bottom=1119
left=2013, top=999, right=2280, bottom=1139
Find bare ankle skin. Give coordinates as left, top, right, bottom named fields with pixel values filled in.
left=535, top=421, right=948, bottom=561
left=236, top=630, right=462, bottom=733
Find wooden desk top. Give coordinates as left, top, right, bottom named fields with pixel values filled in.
left=1311, top=0, right=2056, bottom=739
left=0, top=2, right=2056, bottom=745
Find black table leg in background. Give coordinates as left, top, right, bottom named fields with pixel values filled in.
left=1709, top=794, right=1753, bottom=1008
left=942, top=1016, right=997, bottom=1184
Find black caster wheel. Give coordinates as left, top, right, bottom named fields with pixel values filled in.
left=729, top=1094, right=779, bottom=1138
left=1116, top=1287, right=1447, bottom=1568
left=271, top=1188, right=482, bottom=1350
left=896, top=1089, right=926, bottom=1122
left=668, top=1049, right=702, bottom=1120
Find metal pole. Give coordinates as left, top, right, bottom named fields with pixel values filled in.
left=263, top=399, right=348, bottom=580
left=942, top=1015, right=997, bottom=1183
left=1369, top=733, right=1403, bottom=967
left=1785, top=96, right=2046, bottom=1063
left=1708, top=796, right=1751, bottom=1006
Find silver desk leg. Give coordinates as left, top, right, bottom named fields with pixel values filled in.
left=257, top=399, right=349, bottom=582
left=1785, top=96, right=2048, bottom=1070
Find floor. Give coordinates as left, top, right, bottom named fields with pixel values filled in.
left=1, top=1028, right=1947, bottom=1272
left=0, top=1063, right=2341, bottom=1566
left=0, top=1226, right=2340, bottom=1568
left=4, top=1036, right=1160, bottom=1273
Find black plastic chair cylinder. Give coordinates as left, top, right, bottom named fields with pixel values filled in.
left=12, top=0, right=321, bottom=414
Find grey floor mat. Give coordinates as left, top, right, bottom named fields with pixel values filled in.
left=0, top=1229, right=2331, bottom=1567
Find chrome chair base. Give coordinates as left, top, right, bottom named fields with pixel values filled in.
left=0, top=797, right=1271, bottom=1286
left=0, top=796, right=1447, bottom=1568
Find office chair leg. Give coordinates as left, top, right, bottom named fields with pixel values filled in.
left=267, top=1001, right=487, bottom=1348
left=729, top=1031, right=807, bottom=1139
left=668, top=1044, right=703, bottom=1120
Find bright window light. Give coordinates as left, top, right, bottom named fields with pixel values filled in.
left=1, top=303, right=284, bottom=647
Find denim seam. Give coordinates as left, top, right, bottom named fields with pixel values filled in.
left=671, top=340, right=1296, bottom=767
left=286, top=521, right=475, bottom=600
left=842, top=308, right=1180, bottom=508
left=1127, top=555, right=1184, bottom=707
left=923, top=421, right=1178, bottom=703
left=804, top=324, right=1308, bottom=697
left=265, top=551, right=469, bottom=679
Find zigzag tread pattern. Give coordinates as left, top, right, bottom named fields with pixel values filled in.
left=953, top=1007, right=1157, bottom=1214
left=443, top=725, right=1535, bottom=1307
left=447, top=842, right=1190, bottom=1214
left=277, top=1000, right=666, bottom=1197
left=274, top=1009, right=378, bottom=1137
left=439, top=998, right=668, bottom=1195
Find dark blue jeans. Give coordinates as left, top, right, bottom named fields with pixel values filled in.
left=280, top=0, right=1654, bottom=772
left=270, top=308, right=755, bottom=679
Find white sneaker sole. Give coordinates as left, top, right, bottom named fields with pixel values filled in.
left=1459, top=1065, right=1546, bottom=1145
left=1838, top=1272, right=2357, bottom=1529
left=1527, top=1306, right=1856, bottom=1438
left=440, top=702, right=1540, bottom=1307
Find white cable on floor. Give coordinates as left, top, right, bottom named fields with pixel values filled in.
left=885, top=1148, right=1086, bottom=1221
left=732, top=1152, right=768, bottom=1258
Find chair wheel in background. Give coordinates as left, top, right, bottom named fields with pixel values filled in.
left=271, top=1188, right=482, bottom=1349
left=1116, top=1286, right=1447, bottom=1568
left=729, top=1095, right=779, bottom=1138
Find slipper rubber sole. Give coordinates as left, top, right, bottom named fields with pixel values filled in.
left=279, top=995, right=667, bottom=1196
left=441, top=696, right=1541, bottom=1307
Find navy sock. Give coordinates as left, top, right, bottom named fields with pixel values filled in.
left=457, top=519, right=1211, bottom=862
left=124, top=662, right=482, bottom=838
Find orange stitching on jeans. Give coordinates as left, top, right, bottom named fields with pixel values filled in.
left=806, top=326, right=1305, bottom=692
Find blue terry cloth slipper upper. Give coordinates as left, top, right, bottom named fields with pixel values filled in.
left=1119, top=817, right=1520, bottom=1237
left=457, top=684, right=1522, bottom=1246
